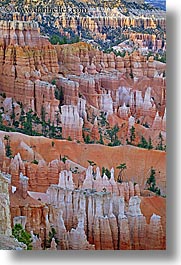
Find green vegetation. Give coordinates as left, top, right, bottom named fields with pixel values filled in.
left=48, top=227, right=59, bottom=247
left=12, top=224, right=32, bottom=250
left=31, top=159, right=39, bottom=165
left=11, top=99, right=16, bottom=126
left=83, top=133, right=94, bottom=144
left=0, top=103, right=62, bottom=139
left=4, top=135, right=13, bottom=158
left=107, top=125, right=121, bottom=146
left=98, top=132, right=104, bottom=145
left=87, top=160, right=96, bottom=167
left=61, top=156, right=68, bottom=164
left=50, top=34, right=80, bottom=45
left=116, top=163, right=127, bottom=183
left=67, top=136, right=72, bottom=141
left=146, top=167, right=161, bottom=195
left=51, top=79, right=56, bottom=86
left=102, top=167, right=111, bottom=179
left=148, top=137, right=153, bottom=150
left=138, top=136, right=148, bottom=149
left=154, top=52, right=166, bottom=64
left=156, top=132, right=164, bottom=151
left=84, top=134, right=91, bottom=144
left=127, top=126, right=136, bottom=145
left=99, top=112, right=108, bottom=127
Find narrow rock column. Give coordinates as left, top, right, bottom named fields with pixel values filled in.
left=118, top=197, right=131, bottom=250
left=127, top=196, right=147, bottom=250
left=147, top=214, right=164, bottom=250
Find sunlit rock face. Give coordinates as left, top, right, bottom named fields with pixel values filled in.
left=0, top=7, right=166, bottom=250
left=0, top=174, right=12, bottom=236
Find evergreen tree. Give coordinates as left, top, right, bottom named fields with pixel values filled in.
left=116, top=163, right=127, bottom=183
left=156, top=132, right=164, bottom=151
left=102, top=167, right=111, bottom=179
left=12, top=224, right=32, bottom=250
left=47, top=227, right=59, bottom=247
left=146, top=167, right=156, bottom=191
left=99, top=132, right=104, bottom=145
left=61, top=156, right=68, bottom=164
left=4, top=135, right=12, bottom=158
left=107, top=125, right=120, bottom=146
left=87, top=160, right=96, bottom=167
left=146, top=167, right=161, bottom=195
left=23, top=110, right=33, bottom=135
left=11, top=100, right=16, bottom=125
left=84, top=134, right=92, bottom=144
left=138, top=136, right=148, bottom=149
left=100, top=112, right=108, bottom=127
left=130, top=126, right=136, bottom=144
left=148, top=137, right=153, bottom=150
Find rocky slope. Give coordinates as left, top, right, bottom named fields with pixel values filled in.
left=0, top=131, right=166, bottom=194
left=0, top=164, right=166, bottom=250
left=0, top=12, right=166, bottom=250
left=0, top=0, right=166, bottom=51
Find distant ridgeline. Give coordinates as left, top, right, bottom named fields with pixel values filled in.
left=145, top=0, right=166, bottom=11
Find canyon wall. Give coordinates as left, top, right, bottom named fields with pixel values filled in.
left=0, top=173, right=12, bottom=236
left=0, top=131, right=166, bottom=194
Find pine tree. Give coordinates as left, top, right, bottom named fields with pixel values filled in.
left=138, top=136, right=148, bottom=149
left=4, top=135, right=12, bottom=158
left=102, top=167, right=111, bottom=179
left=12, top=224, right=32, bottom=250
left=130, top=126, right=136, bottom=144
left=116, top=163, right=127, bottom=183
left=146, top=167, right=161, bottom=196
left=99, top=132, right=104, bottom=145
left=156, top=132, right=164, bottom=151
left=148, top=137, right=153, bottom=150
left=11, top=100, right=16, bottom=125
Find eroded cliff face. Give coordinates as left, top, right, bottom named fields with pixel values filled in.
left=0, top=131, right=166, bottom=250
left=1, top=162, right=165, bottom=250
left=0, top=17, right=166, bottom=250
left=0, top=20, right=60, bottom=123
left=35, top=177, right=166, bottom=250
left=0, top=173, right=12, bottom=236
left=0, top=19, right=166, bottom=147
left=0, top=132, right=166, bottom=195
left=55, top=42, right=166, bottom=79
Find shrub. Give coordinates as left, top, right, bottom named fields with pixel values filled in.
left=137, top=136, right=148, bottom=149
left=61, top=156, right=68, bottom=164
left=31, top=159, right=39, bottom=165
left=12, top=224, right=32, bottom=250
left=4, top=135, right=12, bottom=158
left=146, top=167, right=161, bottom=195
left=47, top=227, right=59, bottom=247
left=87, top=160, right=96, bottom=166
left=102, top=167, right=111, bottom=179
left=130, top=126, right=136, bottom=143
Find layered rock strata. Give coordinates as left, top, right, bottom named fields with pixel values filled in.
left=0, top=173, right=12, bottom=236
left=44, top=170, right=165, bottom=250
